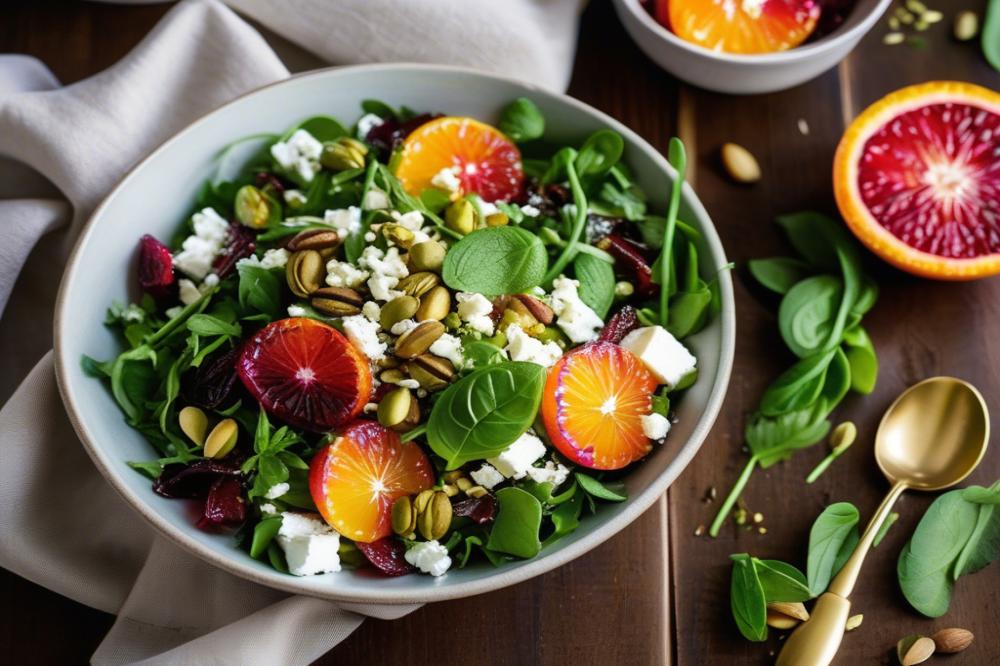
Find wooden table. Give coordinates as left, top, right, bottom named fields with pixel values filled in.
left=2, top=1, right=998, bottom=663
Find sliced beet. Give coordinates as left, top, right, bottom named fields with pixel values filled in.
left=355, top=538, right=416, bottom=577
left=601, top=234, right=657, bottom=296
left=197, top=476, right=247, bottom=529
left=452, top=494, right=497, bottom=525
left=184, top=347, right=242, bottom=410
left=153, top=459, right=242, bottom=500
left=212, top=223, right=257, bottom=279
left=137, top=234, right=175, bottom=300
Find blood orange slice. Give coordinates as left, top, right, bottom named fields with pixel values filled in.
left=236, top=318, right=372, bottom=432
left=309, top=421, right=434, bottom=542
left=541, top=342, right=659, bottom=470
left=665, top=0, right=820, bottom=54
left=394, top=116, right=523, bottom=202
left=834, top=82, right=1000, bottom=280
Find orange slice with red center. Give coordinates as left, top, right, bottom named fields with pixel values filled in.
left=541, top=342, right=659, bottom=470
left=236, top=318, right=371, bottom=432
left=394, top=116, right=523, bottom=202
left=309, top=421, right=434, bottom=542
left=834, top=81, right=1000, bottom=280
left=664, top=0, right=820, bottom=54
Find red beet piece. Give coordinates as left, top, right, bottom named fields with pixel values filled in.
left=138, top=234, right=175, bottom=299
left=212, top=223, right=257, bottom=279
left=153, top=459, right=242, bottom=500
left=597, top=305, right=640, bottom=345
left=185, top=347, right=242, bottom=410
left=452, top=494, right=497, bottom=525
left=602, top=234, right=656, bottom=296
left=197, top=476, right=247, bottom=529
left=355, top=538, right=416, bottom=577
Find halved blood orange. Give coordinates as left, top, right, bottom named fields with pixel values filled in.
left=541, top=342, right=659, bottom=470
left=834, top=82, right=1000, bottom=280
left=236, top=318, right=372, bottom=432
left=665, top=0, right=820, bottom=54
left=394, top=116, right=523, bottom=202
left=309, top=421, right=434, bottom=542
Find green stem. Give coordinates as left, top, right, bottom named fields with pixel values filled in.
left=805, top=452, right=838, bottom=484
left=659, top=138, right=687, bottom=328
left=709, top=455, right=758, bottom=537
left=542, top=162, right=588, bottom=284
left=400, top=423, right=428, bottom=442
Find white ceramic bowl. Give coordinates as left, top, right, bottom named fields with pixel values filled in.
left=613, top=0, right=891, bottom=94
left=54, top=64, right=735, bottom=604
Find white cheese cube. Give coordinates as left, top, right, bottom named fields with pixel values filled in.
left=487, top=431, right=547, bottom=479
left=470, top=464, right=505, bottom=490
left=362, top=186, right=390, bottom=211
left=525, top=461, right=571, bottom=487
left=278, top=534, right=341, bottom=576
left=641, top=413, right=671, bottom=440
left=620, top=326, right=697, bottom=388
left=278, top=512, right=333, bottom=539
left=404, top=540, right=451, bottom=577
left=287, top=304, right=308, bottom=317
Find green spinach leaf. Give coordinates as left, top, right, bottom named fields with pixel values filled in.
left=754, top=559, right=812, bottom=602
left=730, top=554, right=767, bottom=642
left=574, top=129, right=624, bottom=176
left=442, top=226, right=548, bottom=297
left=748, top=257, right=812, bottom=295
left=575, top=473, right=627, bottom=502
left=487, top=487, right=543, bottom=558
left=498, top=97, right=545, bottom=143
left=759, top=350, right=836, bottom=417
left=807, top=502, right=860, bottom=596
left=573, top=252, right=615, bottom=318
left=237, top=263, right=282, bottom=320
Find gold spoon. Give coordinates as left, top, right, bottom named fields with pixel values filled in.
left=776, top=377, right=989, bottom=666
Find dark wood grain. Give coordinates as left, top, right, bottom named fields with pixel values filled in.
left=1, top=1, right=999, bottom=664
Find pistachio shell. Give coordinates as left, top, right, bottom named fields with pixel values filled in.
left=391, top=496, right=416, bottom=536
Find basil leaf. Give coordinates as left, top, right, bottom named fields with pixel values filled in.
left=442, top=226, right=548, bottom=297
left=574, top=473, right=627, bottom=502
left=759, top=350, right=836, bottom=417
left=574, top=129, right=624, bottom=176
left=779, top=275, right=842, bottom=358
left=573, top=252, right=615, bottom=318
left=984, top=0, right=1000, bottom=72
left=807, top=502, right=860, bottom=596
left=952, top=501, right=999, bottom=579
left=250, top=516, right=282, bottom=559
left=237, top=263, right=282, bottom=320
left=426, top=362, right=546, bottom=469
left=730, top=554, right=767, bottom=642
left=498, top=97, right=545, bottom=143
left=753, top=559, right=812, bottom=602
left=748, top=257, right=812, bottom=295
left=487, top=487, right=543, bottom=558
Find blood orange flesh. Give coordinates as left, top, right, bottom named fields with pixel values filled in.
left=541, top=342, right=658, bottom=471
left=394, top=116, right=523, bottom=203
left=834, top=82, right=1000, bottom=279
left=309, top=421, right=434, bottom=542
left=236, top=318, right=372, bottom=432
left=665, top=0, right=820, bottom=55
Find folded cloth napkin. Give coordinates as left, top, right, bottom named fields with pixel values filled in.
left=0, top=0, right=582, bottom=663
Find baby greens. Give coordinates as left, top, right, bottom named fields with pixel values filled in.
left=442, top=226, right=548, bottom=297
left=487, top=487, right=543, bottom=558
left=709, top=212, right=879, bottom=537
left=498, top=97, right=545, bottom=143
left=573, top=253, right=616, bottom=318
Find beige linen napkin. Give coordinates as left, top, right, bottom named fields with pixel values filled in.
left=0, top=0, right=582, bottom=663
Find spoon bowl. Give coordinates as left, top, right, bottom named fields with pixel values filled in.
left=876, top=377, right=990, bottom=490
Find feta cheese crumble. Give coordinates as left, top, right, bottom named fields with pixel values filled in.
left=270, top=129, right=323, bottom=182
left=526, top=461, right=571, bottom=487
left=504, top=324, right=562, bottom=368
left=549, top=276, right=604, bottom=343
left=456, top=292, right=495, bottom=335
left=430, top=166, right=462, bottom=194
left=325, top=259, right=369, bottom=288
left=641, top=412, right=671, bottom=440
left=361, top=301, right=381, bottom=322
left=390, top=318, right=418, bottom=336
left=276, top=512, right=341, bottom=576
left=342, top=315, right=387, bottom=361
left=360, top=246, right=408, bottom=301
left=356, top=113, right=383, bottom=139
left=287, top=304, right=308, bottom=317
left=323, top=206, right=362, bottom=236
left=521, top=204, right=541, bottom=217
left=429, top=332, right=464, bottom=369
left=404, top=540, right=452, bottom=577
left=470, top=464, right=505, bottom=490
left=362, top=186, right=390, bottom=211
left=488, top=431, right=547, bottom=479
left=265, top=482, right=290, bottom=500
left=173, top=207, right=229, bottom=280
left=177, top=278, right=202, bottom=306
left=619, top=326, right=697, bottom=388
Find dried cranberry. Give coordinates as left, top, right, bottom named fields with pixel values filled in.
left=137, top=234, right=176, bottom=300
left=197, top=476, right=247, bottom=529
left=364, top=112, right=442, bottom=159
left=601, top=234, right=657, bottom=296
left=452, top=494, right=497, bottom=525
left=212, top=223, right=257, bottom=279
left=185, top=347, right=241, bottom=410
left=254, top=171, right=288, bottom=196
left=355, top=538, right=416, bottom=577
left=598, top=305, right=640, bottom=344
left=153, top=459, right=242, bottom=500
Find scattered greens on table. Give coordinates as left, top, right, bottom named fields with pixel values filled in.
left=83, top=96, right=722, bottom=578
left=709, top=212, right=879, bottom=537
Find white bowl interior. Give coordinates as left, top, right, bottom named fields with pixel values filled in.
left=55, top=65, right=735, bottom=604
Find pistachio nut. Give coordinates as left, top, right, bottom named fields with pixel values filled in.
left=376, top=355, right=401, bottom=370
left=485, top=211, right=509, bottom=227
left=417, top=490, right=453, bottom=541
left=377, top=387, right=412, bottom=428
left=897, top=636, right=934, bottom=666
left=503, top=299, right=539, bottom=330
left=415, top=286, right=451, bottom=321
left=455, top=477, right=472, bottom=492
left=204, top=418, right=238, bottom=459
left=466, top=485, right=488, bottom=498
left=441, top=483, right=459, bottom=497
left=405, top=353, right=455, bottom=391
left=512, top=294, right=555, bottom=325
left=441, top=470, right=464, bottom=483
left=381, top=223, right=415, bottom=249
left=413, top=489, right=434, bottom=514
left=395, top=321, right=446, bottom=359
left=380, top=295, right=420, bottom=330
left=379, top=368, right=407, bottom=384
left=397, top=271, right=440, bottom=298
left=178, top=406, right=208, bottom=447
left=444, top=199, right=475, bottom=235
left=954, top=11, right=978, bottom=41
left=391, top=496, right=417, bottom=536
left=286, top=228, right=341, bottom=252
left=311, top=286, right=364, bottom=317
left=409, top=240, right=446, bottom=273
left=392, top=395, right=421, bottom=433
left=286, top=249, right=325, bottom=297
left=320, top=137, right=368, bottom=171
left=234, top=185, right=276, bottom=229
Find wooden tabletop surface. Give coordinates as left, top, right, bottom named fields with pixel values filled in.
left=2, top=1, right=999, bottom=664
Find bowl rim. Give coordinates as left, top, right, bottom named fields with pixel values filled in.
left=614, top=0, right=893, bottom=65
left=53, top=62, right=736, bottom=604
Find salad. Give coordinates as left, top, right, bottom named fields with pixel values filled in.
left=85, top=97, right=722, bottom=578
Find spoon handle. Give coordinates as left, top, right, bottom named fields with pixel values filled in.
left=775, top=482, right=908, bottom=666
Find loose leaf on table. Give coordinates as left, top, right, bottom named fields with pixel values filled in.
left=442, top=226, right=548, bottom=297
left=498, top=97, right=545, bottom=143
left=759, top=350, right=836, bottom=417
left=843, top=326, right=878, bottom=394
left=426, top=362, right=546, bottom=469
left=486, top=487, right=543, bottom=558
left=573, top=253, right=615, bottom=318
left=775, top=212, right=856, bottom=272
left=747, top=403, right=832, bottom=468
left=748, top=257, right=812, bottom=295
left=754, top=559, right=812, bottom=603
left=807, top=502, right=860, bottom=595
left=778, top=276, right=843, bottom=358
left=730, top=554, right=767, bottom=642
